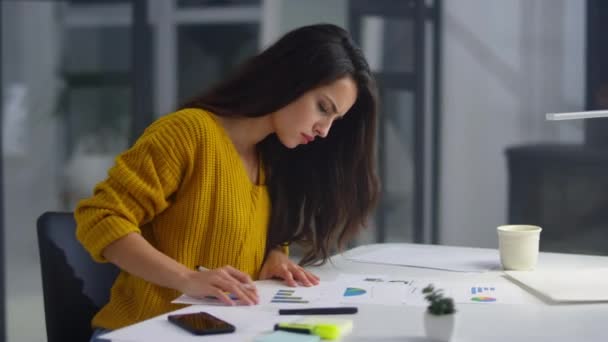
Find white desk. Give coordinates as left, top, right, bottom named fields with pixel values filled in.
left=102, top=243, right=608, bottom=342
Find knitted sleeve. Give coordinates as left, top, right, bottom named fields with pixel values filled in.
left=75, top=111, right=200, bottom=262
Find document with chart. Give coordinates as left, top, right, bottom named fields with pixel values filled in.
left=172, top=273, right=527, bottom=307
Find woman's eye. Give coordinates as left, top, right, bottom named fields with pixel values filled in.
left=317, top=102, right=329, bottom=115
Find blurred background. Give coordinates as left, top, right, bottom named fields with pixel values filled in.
left=1, top=0, right=607, bottom=341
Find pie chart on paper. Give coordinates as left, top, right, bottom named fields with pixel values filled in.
left=344, top=287, right=367, bottom=297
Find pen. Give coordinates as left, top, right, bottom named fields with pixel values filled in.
left=274, top=322, right=349, bottom=340
left=278, top=307, right=358, bottom=315
left=274, top=323, right=314, bottom=334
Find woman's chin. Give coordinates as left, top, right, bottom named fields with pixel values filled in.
left=277, top=137, right=300, bottom=149
left=286, top=143, right=299, bottom=149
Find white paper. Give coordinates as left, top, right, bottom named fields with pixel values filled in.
left=345, top=244, right=501, bottom=272
left=334, top=274, right=415, bottom=306
left=505, top=268, right=608, bottom=302
left=173, top=273, right=525, bottom=311
left=173, top=279, right=341, bottom=307
left=173, top=275, right=417, bottom=308
left=333, top=275, right=528, bottom=305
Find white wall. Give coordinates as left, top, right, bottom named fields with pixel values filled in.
left=439, top=0, right=585, bottom=248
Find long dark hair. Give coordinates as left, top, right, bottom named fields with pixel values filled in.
left=184, top=24, right=379, bottom=266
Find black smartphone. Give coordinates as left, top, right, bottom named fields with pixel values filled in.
left=167, top=311, right=236, bottom=335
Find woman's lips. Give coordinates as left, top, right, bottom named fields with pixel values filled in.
left=301, top=133, right=314, bottom=143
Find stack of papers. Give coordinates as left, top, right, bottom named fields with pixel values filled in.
left=504, top=268, right=608, bottom=302
left=344, top=244, right=501, bottom=272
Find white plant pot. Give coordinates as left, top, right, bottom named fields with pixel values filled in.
left=424, top=312, right=455, bottom=341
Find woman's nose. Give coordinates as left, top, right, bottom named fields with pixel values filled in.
left=314, top=119, right=332, bottom=138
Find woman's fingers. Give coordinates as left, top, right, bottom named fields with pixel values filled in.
left=290, top=267, right=313, bottom=286
left=190, top=264, right=320, bottom=306
left=222, top=265, right=256, bottom=288
left=278, top=264, right=298, bottom=287
left=218, top=267, right=259, bottom=300
left=210, top=287, right=236, bottom=306
left=262, top=264, right=320, bottom=287
left=212, top=271, right=259, bottom=305
left=303, top=269, right=320, bottom=285
left=226, top=282, right=258, bottom=305
left=289, top=266, right=320, bottom=286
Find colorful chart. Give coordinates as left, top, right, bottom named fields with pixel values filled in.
left=470, top=286, right=496, bottom=302
left=344, top=287, right=367, bottom=297
left=271, top=289, right=309, bottom=304
left=470, top=287, right=495, bottom=295
left=471, top=296, right=496, bottom=302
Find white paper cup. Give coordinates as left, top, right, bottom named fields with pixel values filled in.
left=497, top=225, right=542, bottom=271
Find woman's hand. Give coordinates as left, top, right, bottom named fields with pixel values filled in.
left=179, top=265, right=259, bottom=306
left=100, top=234, right=257, bottom=306
left=258, top=249, right=320, bottom=287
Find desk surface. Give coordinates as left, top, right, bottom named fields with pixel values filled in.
left=102, top=243, right=608, bottom=342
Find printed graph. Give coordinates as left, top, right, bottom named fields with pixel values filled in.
left=470, top=286, right=497, bottom=302
left=270, top=289, right=310, bottom=304
left=343, top=287, right=367, bottom=297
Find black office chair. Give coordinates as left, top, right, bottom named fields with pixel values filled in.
left=37, top=212, right=119, bottom=342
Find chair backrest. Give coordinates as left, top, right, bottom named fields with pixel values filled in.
left=37, top=212, right=119, bottom=342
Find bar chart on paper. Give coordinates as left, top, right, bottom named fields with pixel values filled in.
left=260, top=282, right=341, bottom=306
left=270, top=289, right=310, bottom=304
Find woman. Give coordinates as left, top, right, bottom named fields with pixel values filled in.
left=76, top=23, right=379, bottom=338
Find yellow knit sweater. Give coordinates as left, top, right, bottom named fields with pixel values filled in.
left=75, top=108, right=271, bottom=330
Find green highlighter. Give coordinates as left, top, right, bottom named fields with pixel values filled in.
left=274, top=318, right=353, bottom=340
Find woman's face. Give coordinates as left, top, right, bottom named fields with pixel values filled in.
left=271, top=76, right=358, bottom=149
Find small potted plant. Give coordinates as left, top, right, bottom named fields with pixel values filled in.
left=422, top=284, right=456, bottom=341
